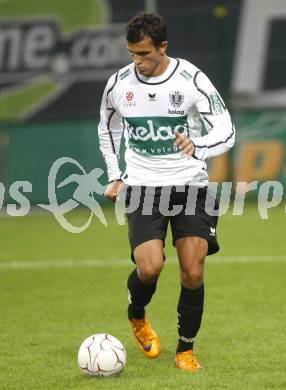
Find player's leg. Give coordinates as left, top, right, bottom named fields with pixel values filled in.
left=128, top=239, right=164, bottom=320
left=174, top=236, right=207, bottom=370
left=175, top=236, right=207, bottom=366
left=170, top=186, right=219, bottom=370
left=128, top=239, right=164, bottom=358
left=126, top=185, right=168, bottom=358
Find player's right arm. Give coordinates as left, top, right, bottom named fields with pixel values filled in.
left=104, top=179, right=123, bottom=203
left=98, top=73, right=123, bottom=202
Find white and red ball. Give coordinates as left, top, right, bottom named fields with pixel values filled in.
left=77, top=334, right=127, bottom=377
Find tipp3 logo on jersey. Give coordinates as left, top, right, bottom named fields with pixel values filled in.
left=124, top=116, right=188, bottom=156
left=124, top=91, right=136, bottom=106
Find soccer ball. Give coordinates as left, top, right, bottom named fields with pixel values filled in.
left=77, top=333, right=127, bottom=377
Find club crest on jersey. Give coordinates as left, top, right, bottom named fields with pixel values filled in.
left=169, top=91, right=184, bottom=108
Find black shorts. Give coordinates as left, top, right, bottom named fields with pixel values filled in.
left=124, top=185, right=219, bottom=262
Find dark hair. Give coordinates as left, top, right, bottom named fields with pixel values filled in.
left=126, top=12, right=167, bottom=47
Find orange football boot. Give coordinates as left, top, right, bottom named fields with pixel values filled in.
left=129, top=317, right=160, bottom=358
left=175, top=350, right=202, bottom=371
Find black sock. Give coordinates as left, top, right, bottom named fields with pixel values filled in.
left=176, top=283, right=204, bottom=353
left=127, top=268, right=157, bottom=320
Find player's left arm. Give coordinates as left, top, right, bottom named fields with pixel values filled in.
left=176, top=71, right=235, bottom=160
left=192, top=71, right=235, bottom=160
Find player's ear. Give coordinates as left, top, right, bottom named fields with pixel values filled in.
left=159, top=41, right=168, bottom=55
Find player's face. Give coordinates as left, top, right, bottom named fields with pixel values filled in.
left=127, top=36, right=168, bottom=77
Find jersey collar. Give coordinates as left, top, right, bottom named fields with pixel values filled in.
left=134, top=58, right=180, bottom=85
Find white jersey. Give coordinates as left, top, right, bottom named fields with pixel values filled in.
left=98, top=57, right=235, bottom=186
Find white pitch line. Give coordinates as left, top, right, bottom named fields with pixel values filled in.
left=0, top=259, right=131, bottom=270
left=0, top=256, right=286, bottom=270
left=209, top=255, right=286, bottom=263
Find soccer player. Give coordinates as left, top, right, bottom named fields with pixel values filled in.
left=98, top=12, right=235, bottom=371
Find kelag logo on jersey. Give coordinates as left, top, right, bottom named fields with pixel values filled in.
left=125, top=116, right=188, bottom=156
left=0, top=0, right=129, bottom=121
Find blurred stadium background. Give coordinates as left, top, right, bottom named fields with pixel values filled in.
left=1, top=1, right=286, bottom=389
left=0, top=0, right=286, bottom=201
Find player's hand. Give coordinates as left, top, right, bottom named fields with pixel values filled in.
left=174, top=130, right=195, bottom=158
left=104, top=180, right=123, bottom=202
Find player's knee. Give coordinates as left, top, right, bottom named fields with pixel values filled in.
left=180, top=269, right=203, bottom=289
left=138, top=260, right=163, bottom=284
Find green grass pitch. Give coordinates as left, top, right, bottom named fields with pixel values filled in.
left=0, top=203, right=286, bottom=389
